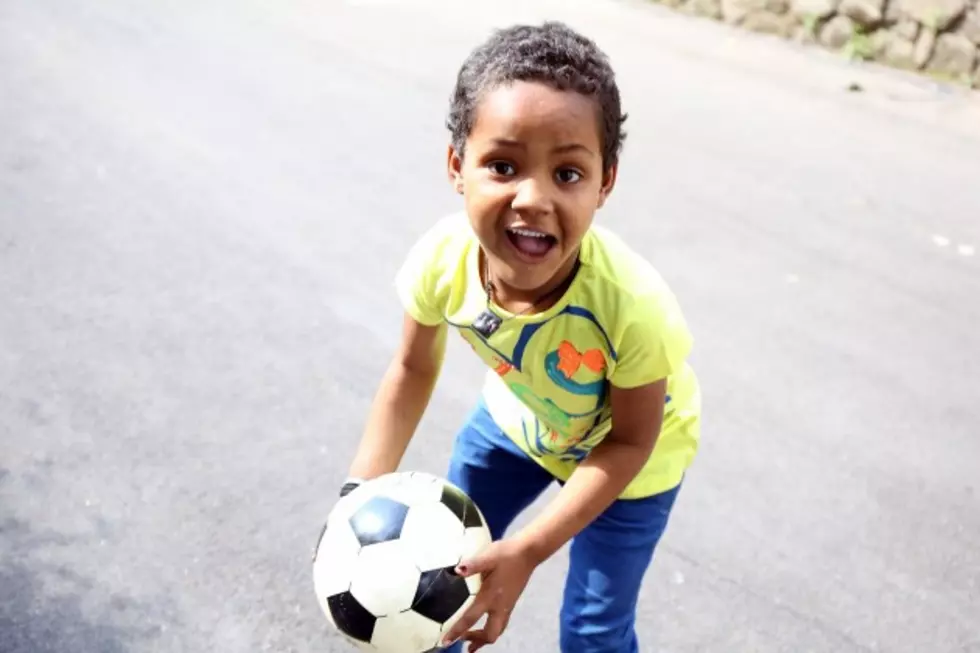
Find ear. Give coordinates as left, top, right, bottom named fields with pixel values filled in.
left=596, top=163, right=618, bottom=209
left=447, top=145, right=464, bottom=195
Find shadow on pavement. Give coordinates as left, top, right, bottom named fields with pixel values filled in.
left=0, top=468, right=173, bottom=653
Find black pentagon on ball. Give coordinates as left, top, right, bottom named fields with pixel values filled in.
left=411, top=566, right=472, bottom=624
left=327, top=591, right=376, bottom=643
left=349, top=496, right=410, bottom=547
left=439, top=484, right=484, bottom=529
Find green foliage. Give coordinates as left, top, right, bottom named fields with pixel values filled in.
left=842, top=22, right=877, bottom=61
left=801, top=12, right=821, bottom=39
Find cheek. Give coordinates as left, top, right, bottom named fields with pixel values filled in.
left=464, top=176, right=512, bottom=207
left=557, top=199, right=597, bottom=241
left=562, top=222, right=591, bottom=245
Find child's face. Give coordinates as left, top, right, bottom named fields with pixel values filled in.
left=448, top=80, right=616, bottom=296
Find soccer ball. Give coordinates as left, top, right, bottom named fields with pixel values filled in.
left=312, top=471, right=492, bottom=653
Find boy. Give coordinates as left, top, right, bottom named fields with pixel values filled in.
left=340, top=20, right=701, bottom=653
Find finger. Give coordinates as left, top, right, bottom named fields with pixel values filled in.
left=459, top=630, right=493, bottom=652
left=480, top=606, right=510, bottom=644
left=441, top=598, right=489, bottom=646
left=460, top=607, right=510, bottom=652
left=465, top=632, right=489, bottom=652
left=458, top=540, right=505, bottom=575
left=455, top=547, right=496, bottom=577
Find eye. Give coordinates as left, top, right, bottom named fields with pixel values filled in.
left=488, top=161, right=516, bottom=176
left=555, top=167, right=582, bottom=184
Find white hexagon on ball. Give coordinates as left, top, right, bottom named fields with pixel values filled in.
left=350, top=540, right=421, bottom=617
left=399, top=501, right=466, bottom=571
left=372, top=610, right=442, bottom=653
left=312, top=518, right=362, bottom=614
left=377, top=471, right=445, bottom=508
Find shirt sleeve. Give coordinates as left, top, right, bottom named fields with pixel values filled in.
left=393, top=223, right=450, bottom=327
left=607, top=288, right=693, bottom=389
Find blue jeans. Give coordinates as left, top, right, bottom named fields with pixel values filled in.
left=440, top=399, right=681, bottom=653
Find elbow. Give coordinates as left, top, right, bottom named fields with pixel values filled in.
left=390, top=353, right=441, bottom=386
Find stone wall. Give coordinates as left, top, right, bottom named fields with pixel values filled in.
left=652, top=0, right=980, bottom=87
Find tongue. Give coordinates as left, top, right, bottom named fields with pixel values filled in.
left=513, top=234, right=552, bottom=256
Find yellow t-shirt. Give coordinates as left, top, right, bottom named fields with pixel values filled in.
left=395, top=213, right=701, bottom=499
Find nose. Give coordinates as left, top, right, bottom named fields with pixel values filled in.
left=511, top=176, right=554, bottom=215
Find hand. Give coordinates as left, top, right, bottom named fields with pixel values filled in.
left=441, top=538, right=539, bottom=651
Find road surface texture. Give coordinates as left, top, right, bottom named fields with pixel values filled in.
left=2, top=0, right=979, bottom=651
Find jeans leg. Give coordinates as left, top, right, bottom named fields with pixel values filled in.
left=558, top=483, right=682, bottom=653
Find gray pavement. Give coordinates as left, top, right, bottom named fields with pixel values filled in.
left=2, top=0, right=979, bottom=651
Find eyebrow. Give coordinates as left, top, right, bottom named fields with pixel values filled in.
left=490, top=138, right=594, bottom=155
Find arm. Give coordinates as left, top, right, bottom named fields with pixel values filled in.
left=511, top=378, right=667, bottom=563
left=346, top=312, right=447, bottom=480
left=441, top=378, right=668, bottom=649
left=508, top=285, right=690, bottom=559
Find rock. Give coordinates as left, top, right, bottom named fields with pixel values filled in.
left=960, top=10, right=980, bottom=46
left=913, top=27, right=937, bottom=68
left=877, top=32, right=918, bottom=67
left=882, top=0, right=902, bottom=26
left=720, top=0, right=788, bottom=22
left=926, top=33, right=978, bottom=77
left=896, top=0, right=966, bottom=31
left=892, top=18, right=920, bottom=41
left=839, top=0, right=885, bottom=27
left=869, top=29, right=890, bottom=55
left=793, top=22, right=820, bottom=43
left=820, top=14, right=856, bottom=47
left=883, top=0, right=902, bottom=23
left=686, top=0, right=724, bottom=18
left=742, top=10, right=799, bottom=34
left=720, top=0, right=755, bottom=22
left=790, top=0, right=839, bottom=18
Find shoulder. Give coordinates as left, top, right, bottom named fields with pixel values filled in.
left=403, top=212, right=474, bottom=265
left=579, top=226, right=693, bottom=387
left=580, top=224, right=674, bottom=298
left=394, top=212, right=476, bottom=325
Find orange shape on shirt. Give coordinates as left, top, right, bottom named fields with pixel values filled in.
left=556, top=340, right=606, bottom=379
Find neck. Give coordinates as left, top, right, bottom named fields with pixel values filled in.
left=486, top=249, right=580, bottom=314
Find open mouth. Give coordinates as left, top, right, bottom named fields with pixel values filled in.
left=506, top=227, right=558, bottom=261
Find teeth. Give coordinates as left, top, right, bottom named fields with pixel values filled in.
left=510, top=228, right=549, bottom=239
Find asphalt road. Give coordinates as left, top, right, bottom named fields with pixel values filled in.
left=2, top=0, right=979, bottom=651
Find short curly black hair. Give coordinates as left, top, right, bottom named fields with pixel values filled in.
left=446, top=21, right=627, bottom=171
